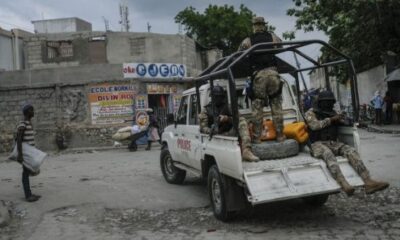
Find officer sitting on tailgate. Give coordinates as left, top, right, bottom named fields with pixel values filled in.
left=306, top=90, right=389, bottom=196
left=198, top=85, right=259, bottom=162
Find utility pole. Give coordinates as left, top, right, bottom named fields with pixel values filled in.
left=102, top=16, right=110, bottom=31
left=147, top=22, right=151, bottom=33
left=119, top=1, right=130, bottom=32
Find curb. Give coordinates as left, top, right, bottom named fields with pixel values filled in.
left=367, top=125, right=400, bottom=134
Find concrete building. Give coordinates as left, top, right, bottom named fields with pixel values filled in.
left=0, top=19, right=222, bottom=152
left=0, top=28, right=32, bottom=71
left=32, top=18, right=92, bottom=34
left=309, top=65, right=388, bottom=107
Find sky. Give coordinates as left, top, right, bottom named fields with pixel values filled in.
left=0, top=0, right=328, bottom=87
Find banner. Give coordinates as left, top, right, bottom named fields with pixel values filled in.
left=89, top=84, right=136, bottom=125
left=123, top=63, right=186, bottom=78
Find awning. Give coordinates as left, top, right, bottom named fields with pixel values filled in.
left=385, top=68, right=400, bottom=82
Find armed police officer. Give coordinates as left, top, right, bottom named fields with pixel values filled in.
left=199, top=86, right=259, bottom=162
left=238, top=16, right=286, bottom=143
left=306, top=90, right=389, bottom=195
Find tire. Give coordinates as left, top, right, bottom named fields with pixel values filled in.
left=160, top=148, right=186, bottom=184
left=207, top=165, right=234, bottom=221
left=251, top=139, right=299, bottom=160
left=302, top=194, right=329, bottom=207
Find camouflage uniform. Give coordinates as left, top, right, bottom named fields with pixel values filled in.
left=238, top=17, right=285, bottom=140
left=305, top=108, right=370, bottom=180
left=198, top=105, right=252, bottom=149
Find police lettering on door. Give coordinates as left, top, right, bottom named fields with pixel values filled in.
left=177, top=138, right=191, bottom=151
left=123, top=63, right=187, bottom=78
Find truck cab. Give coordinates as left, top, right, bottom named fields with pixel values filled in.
left=161, top=40, right=364, bottom=221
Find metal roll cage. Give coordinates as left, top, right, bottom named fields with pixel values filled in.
left=192, top=40, right=359, bottom=135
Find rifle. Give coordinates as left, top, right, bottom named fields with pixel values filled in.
left=209, top=116, right=221, bottom=140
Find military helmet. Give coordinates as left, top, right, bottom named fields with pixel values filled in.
left=211, top=85, right=225, bottom=96
left=252, top=16, right=266, bottom=25
left=318, top=90, right=336, bottom=102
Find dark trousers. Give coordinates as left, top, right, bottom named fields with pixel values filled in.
left=385, top=107, right=393, bottom=124
left=375, top=109, right=382, bottom=125
left=22, top=166, right=32, bottom=198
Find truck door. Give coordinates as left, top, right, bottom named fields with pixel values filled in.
left=173, top=95, right=192, bottom=165
left=184, top=94, right=202, bottom=169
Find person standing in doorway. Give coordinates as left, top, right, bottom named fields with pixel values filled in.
left=371, top=91, right=384, bottom=125
left=16, top=104, right=41, bottom=202
left=384, top=91, right=393, bottom=124
left=145, top=109, right=160, bottom=150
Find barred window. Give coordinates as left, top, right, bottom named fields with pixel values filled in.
left=129, top=37, right=145, bottom=55
left=46, top=41, right=73, bottom=59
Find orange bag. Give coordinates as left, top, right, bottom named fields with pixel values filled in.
left=260, top=119, right=277, bottom=141
left=283, top=122, right=309, bottom=143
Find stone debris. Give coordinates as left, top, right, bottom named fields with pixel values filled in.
left=0, top=201, right=11, bottom=228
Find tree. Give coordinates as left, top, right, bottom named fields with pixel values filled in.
left=286, top=0, right=400, bottom=74
left=176, top=5, right=273, bottom=56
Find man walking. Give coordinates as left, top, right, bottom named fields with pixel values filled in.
left=238, top=16, right=286, bottom=142
left=306, top=91, right=389, bottom=196
left=371, top=90, right=384, bottom=125
left=16, top=104, right=41, bottom=202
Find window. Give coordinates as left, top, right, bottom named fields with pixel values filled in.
left=46, top=41, right=73, bottom=59
left=177, top=96, right=188, bottom=124
left=189, top=94, right=198, bottom=125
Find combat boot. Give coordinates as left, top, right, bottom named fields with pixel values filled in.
left=364, top=178, right=389, bottom=194
left=337, top=176, right=355, bottom=196
left=242, top=148, right=260, bottom=162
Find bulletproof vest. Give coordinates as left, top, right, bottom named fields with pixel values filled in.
left=205, top=103, right=232, bottom=133
left=308, top=110, right=338, bottom=143
left=250, top=32, right=277, bottom=70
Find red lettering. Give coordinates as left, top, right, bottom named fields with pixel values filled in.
left=177, top=138, right=191, bottom=151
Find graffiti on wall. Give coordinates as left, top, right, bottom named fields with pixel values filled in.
left=88, top=84, right=136, bottom=125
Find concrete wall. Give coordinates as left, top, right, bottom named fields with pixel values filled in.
left=0, top=34, right=13, bottom=71
left=25, top=32, right=106, bottom=69
left=33, top=18, right=92, bottom=33
left=357, top=65, right=387, bottom=105
left=106, top=33, right=199, bottom=76
left=0, top=64, right=192, bottom=153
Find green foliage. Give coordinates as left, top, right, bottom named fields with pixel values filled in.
left=175, top=4, right=257, bottom=56
left=287, top=0, right=400, bottom=76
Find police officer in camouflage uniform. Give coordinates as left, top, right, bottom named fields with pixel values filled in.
left=306, top=90, right=389, bottom=195
left=199, top=86, right=259, bottom=162
left=239, top=16, right=286, bottom=143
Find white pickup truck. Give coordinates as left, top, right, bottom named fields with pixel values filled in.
left=160, top=40, right=364, bottom=221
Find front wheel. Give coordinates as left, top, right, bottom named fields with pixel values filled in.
left=160, top=148, right=186, bottom=184
left=207, top=165, right=234, bottom=221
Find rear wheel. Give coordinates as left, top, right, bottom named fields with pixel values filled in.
left=302, top=194, right=329, bottom=207
left=208, top=165, right=234, bottom=221
left=160, top=148, right=186, bottom=184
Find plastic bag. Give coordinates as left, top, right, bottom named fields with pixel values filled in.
left=8, top=143, right=47, bottom=174
left=112, top=132, right=132, bottom=141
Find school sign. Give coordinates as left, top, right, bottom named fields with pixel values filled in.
left=123, top=63, right=186, bottom=79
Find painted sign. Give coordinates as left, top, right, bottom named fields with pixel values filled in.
left=89, top=84, right=136, bottom=125
left=123, top=63, right=187, bottom=78
left=172, top=94, right=182, bottom=112
left=146, top=84, right=178, bottom=94
left=135, top=95, right=148, bottom=110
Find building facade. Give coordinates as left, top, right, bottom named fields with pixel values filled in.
left=0, top=18, right=222, bottom=152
